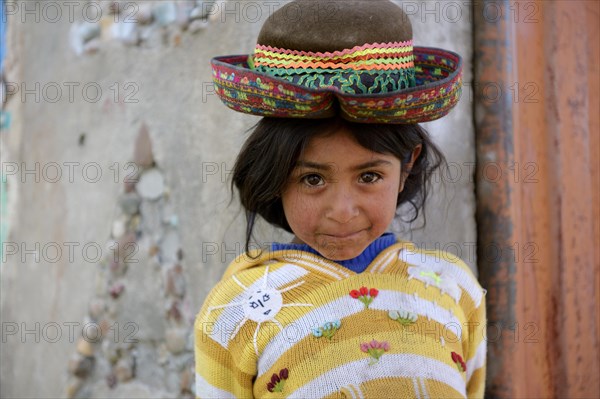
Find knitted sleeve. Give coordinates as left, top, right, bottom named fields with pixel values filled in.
left=465, top=287, right=487, bottom=398
left=194, top=279, right=256, bottom=399
left=402, top=246, right=487, bottom=398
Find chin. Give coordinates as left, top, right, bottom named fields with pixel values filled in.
left=318, top=243, right=369, bottom=261
left=308, top=230, right=372, bottom=260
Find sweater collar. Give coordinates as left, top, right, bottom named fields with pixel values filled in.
left=270, top=233, right=397, bottom=273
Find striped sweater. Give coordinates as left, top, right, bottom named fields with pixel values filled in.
left=194, top=240, right=486, bottom=398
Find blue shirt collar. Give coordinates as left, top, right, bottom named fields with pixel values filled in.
left=270, top=232, right=396, bottom=273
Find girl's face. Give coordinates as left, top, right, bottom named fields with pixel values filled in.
left=282, top=127, right=413, bottom=261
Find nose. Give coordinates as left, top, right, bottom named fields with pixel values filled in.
left=325, top=185, right=359, bottom=224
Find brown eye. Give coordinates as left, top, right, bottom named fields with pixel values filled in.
left=302, top=174, right=324, bottom=187
left=359, top=172, right=381, bottom=184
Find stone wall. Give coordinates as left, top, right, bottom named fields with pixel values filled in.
left=0, top=1, right=475, bottom=397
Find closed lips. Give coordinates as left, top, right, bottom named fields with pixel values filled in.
left=321, top=230, right=365, bottom=239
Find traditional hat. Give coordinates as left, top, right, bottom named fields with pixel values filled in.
left=210, top=0, right=462, bottom=123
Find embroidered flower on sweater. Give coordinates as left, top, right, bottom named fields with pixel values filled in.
left=360, top=339, right=390, bottom=365
left=311, top=320, right=341, bottom=340
left=267, top=368, right=289, bottom=392
left=407, top=264, right=461, bottom=303
left=388, top=309, right=418, bottom=326
left=350, top=286, right=378, bottom=308
left=451, top=351, right=466, bottom=372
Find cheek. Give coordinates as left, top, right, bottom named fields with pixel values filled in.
left=371, top=184, right=401, bottom=221
left=282, top=190, right=318, bottom=230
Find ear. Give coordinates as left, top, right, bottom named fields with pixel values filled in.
left=399, top=144, right=423, bottom=192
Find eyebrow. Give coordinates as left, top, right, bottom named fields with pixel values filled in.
left=294, top=159, right=393, bottom=171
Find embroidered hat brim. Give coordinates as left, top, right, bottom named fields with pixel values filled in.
left=211, top=47, right=462, bottom=124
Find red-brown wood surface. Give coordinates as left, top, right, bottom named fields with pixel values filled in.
left=474, top=1, right=599, bottom=397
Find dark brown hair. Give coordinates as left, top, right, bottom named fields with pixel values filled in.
left=231, top=117, right=445, bottom=252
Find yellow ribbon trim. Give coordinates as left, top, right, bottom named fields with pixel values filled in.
left=255, top=46, right=414, bottom=63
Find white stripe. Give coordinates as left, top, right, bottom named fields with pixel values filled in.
left=466, top=340, right=487, bottom=381
left=419, top=377, right=430, bottom=399
left=257, top=290, right=462, bottom=377
left=291, top=258, right=347, bottom=280
left=195, top=372, right=236, bottom=399
left=343, top=385, right=357, bottom=399
left=258, top=296, right=363, bottom=376
left=290, top=258, right=345, bottom=279
left=209, top=264, right=309, bottom=348
left=367, top=251, right=392, bottom=274
left=351, top=384, right=364, bottom=399
left=400, top=249, right=484, bottom=307
left=407, top=265, right=462, bottom=303
left=369, top=251, right=396, bottom=274
left=343, top=387, right=356, bottom=399
left=378, top=251, right=400, bottom=273
left=287, top=354, right=466, bottom=398
left=371, top=290, right=463, bottom=338
left=412, top=378, right=421, bottom=399
left=231, top=274, right=247, bottom=290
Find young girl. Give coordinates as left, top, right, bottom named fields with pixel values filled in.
left=195, top=1, right=486, bottom=398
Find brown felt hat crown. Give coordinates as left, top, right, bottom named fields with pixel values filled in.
left=257, top=0, right=412, bottom=53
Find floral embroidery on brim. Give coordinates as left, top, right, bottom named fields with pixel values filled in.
left=451, top=351, right=466, bottom=372
left=311, top=320, right=341, bottom=340
left=267, top=368, right=289, bottom=392
left=350, top=286, right=378, bottom=308
left=360, top=339, right=389, bottom=365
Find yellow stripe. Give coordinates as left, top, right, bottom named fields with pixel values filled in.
left=254, top=57, right=414, bottom=70
left=203, top=267, right=473, bottom=361
left=465, top=304, right=486, bottom=361
left=255, top=46, right=414, bottom=62
left=364, top=377, right=464, bottom=399
left=270, top=333, right=457, bottom=393
left=257, top=310, right=462, bottom=391
left=466, top=367, right=486, bottom=397
left=253, top=273, right=469, bottom=356
left=322, top=391, right=342, bottom=399
left=254, top=55, right=414, bottom=66
left=194, top=333, right=253, bottom=391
